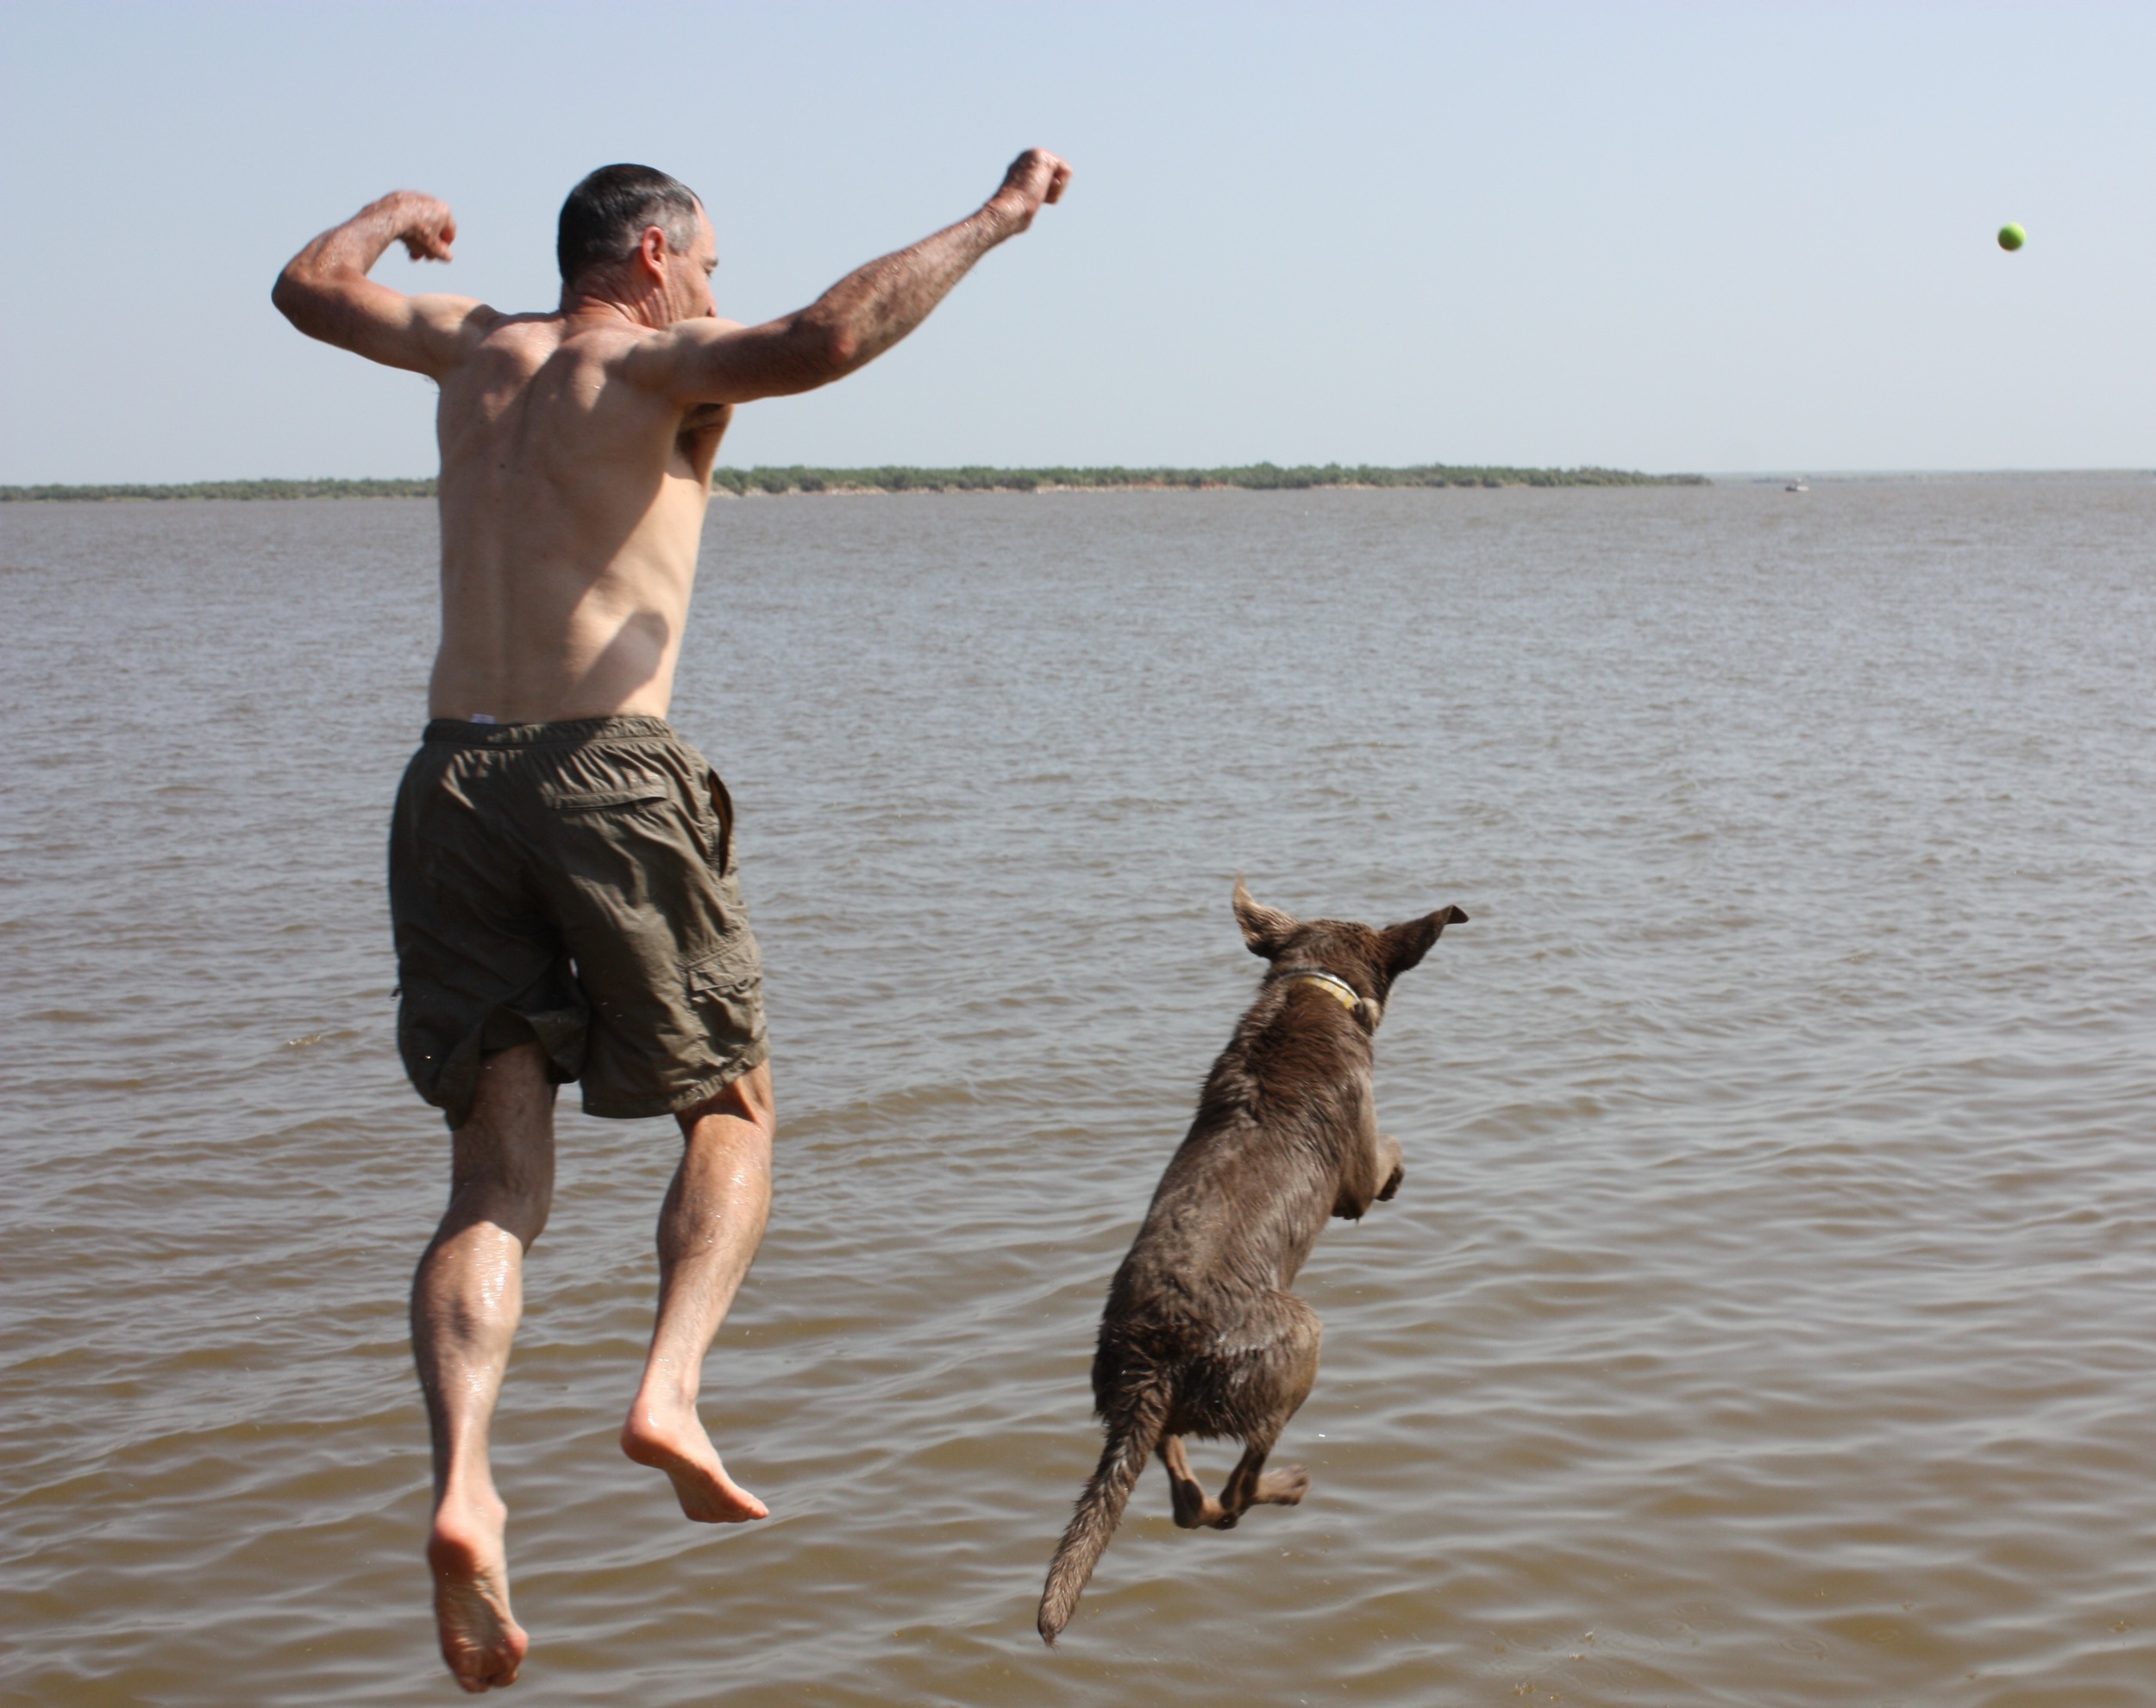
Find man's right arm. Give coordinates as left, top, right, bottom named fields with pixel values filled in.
left=272, top=191, right=494, bottom=377
left=639, top=148, right=1072, bottom=406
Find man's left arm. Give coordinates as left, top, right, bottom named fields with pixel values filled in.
left=272, top=191, right=494, bottom=377
left=633, top=148, right=1072, bottom=408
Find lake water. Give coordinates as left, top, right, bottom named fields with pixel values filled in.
left=2, top=482, right=2153, bottom=1706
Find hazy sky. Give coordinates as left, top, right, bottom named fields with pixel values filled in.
left=4, top=2, right=2153, bottom=481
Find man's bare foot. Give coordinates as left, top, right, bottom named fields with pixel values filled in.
left=427, top=1491, right=529, bottom=1692
left=620, top=1401, right=768, bottom=1523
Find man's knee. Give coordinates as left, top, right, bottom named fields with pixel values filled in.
left=442, top=1154, right=553, bottom=1245
left=678, top=1060, right=774, bottom=1141
left=447, top=1044, right=558, bottom=1244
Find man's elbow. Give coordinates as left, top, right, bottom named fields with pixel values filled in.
left=271, top=264, right=354, bottom=346
left=270, top=267, right=313, bottom=331
left=813, top=322, right=862, bottom=382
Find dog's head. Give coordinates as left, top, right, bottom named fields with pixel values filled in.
left=1232, top=878, right=1468, bottom=1029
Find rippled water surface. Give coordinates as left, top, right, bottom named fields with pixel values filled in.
left=3, top=483, right=2153, bottom=1705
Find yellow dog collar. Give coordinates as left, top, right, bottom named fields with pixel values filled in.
left=1286, top=971, right=1361, bottom=1011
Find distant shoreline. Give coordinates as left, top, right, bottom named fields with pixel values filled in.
left=0, top=463, right=1707, bottom=504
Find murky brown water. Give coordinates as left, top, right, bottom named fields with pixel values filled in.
left=3, top=483, right=2153, bottom=1705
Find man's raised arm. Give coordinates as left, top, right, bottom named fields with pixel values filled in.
left=272, top=191, right=494, bottom=378
left=642, top=148, right=1072, bottom=406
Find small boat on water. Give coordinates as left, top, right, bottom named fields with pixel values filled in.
left=1785, top=479, right=1809, bottom=492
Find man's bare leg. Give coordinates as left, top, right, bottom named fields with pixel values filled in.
left=411, top=1043, right=556, bottom=1693
left=620, top=1060, right=774, bottom=1523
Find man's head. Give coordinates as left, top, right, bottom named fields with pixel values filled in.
left=557, top=164, right=716, bottom=322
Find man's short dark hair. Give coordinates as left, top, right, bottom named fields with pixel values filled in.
left=557, top=165, right=702, bottom=286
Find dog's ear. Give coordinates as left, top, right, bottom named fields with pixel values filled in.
left=1232, top=878, right=1299, bottom=960
left=1382, top=904, right=1468, bottom=977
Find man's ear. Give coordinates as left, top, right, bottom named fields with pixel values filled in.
left=1232, top=878, right=1298, bottom=960
left=1382, top=904, right=1469, bottom=977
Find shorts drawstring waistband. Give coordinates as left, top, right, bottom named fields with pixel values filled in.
left=421, top=716, right=678, bottom=748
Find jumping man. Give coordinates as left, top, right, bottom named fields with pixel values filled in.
left=273, top=148, right=1071, bottom=1692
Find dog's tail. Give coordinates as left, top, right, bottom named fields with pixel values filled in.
left=1037, top=1376, right=1171, bottom=1646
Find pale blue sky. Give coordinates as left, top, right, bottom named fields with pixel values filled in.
left=3, top=2, right=2152, bottom=481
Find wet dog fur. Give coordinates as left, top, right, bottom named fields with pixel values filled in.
left=1037, top=880, right=1468, bottom=1643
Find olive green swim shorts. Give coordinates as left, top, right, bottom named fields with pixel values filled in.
left=388, top=716, right=768, bottom=1129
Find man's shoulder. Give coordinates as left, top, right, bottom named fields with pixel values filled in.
left=463, top=310, right=573, bottom=359
left=488, top=312, right=700, bottom=390
left=441, top=310, right=735, bottom=433
left=450, top=313, right=648, bottom=395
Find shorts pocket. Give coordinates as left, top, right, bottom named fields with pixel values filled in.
left=703, top=769, right=735, bottom=875
left=542, top=785, right=672, bottom=811
left=685, top=935, right=761, bottom=1001
left=684, top=936, right=765, bottom=1050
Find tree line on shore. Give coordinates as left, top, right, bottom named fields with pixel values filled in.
left=710, top=462, right=1706, bottom=493
left=0, top=477, right=438, bottom=502
left=2, top=463, right=1705, bottom=503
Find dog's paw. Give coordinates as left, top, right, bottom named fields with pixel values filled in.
left=1376, top=1162, right=1404, bottom=1202
left=1256, top=1466, right=1310, bottom=1506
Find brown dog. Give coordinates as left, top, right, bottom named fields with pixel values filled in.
left=1037, top=880, right=1468, bottom=1644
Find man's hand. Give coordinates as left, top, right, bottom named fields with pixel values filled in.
left=986, top=148, right=1073, bottom=235
left=385, top=191, right=458, bottom=263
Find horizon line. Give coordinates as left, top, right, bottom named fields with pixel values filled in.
left=6, top=465, right=2154, bottom=503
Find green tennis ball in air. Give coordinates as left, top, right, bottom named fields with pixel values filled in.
left=1997, top=222, right=2027, bottom=252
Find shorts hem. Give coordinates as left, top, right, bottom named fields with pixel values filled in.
left=578, top=1038, right=771, bottom=1121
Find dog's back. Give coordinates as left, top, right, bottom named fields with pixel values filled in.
left=1038, top=881, right=1466, bottom=1643
left=1094, top=977, right=1379, bottom=1423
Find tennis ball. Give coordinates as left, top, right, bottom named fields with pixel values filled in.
left=1997, top=223, right=2027, bottom=252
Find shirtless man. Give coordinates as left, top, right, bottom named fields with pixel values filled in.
left=272, top=149, right=1070, bottom=1692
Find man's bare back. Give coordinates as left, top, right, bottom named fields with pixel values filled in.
left=425, top=308, right=726, bottom=722
left=276, top=148, right=1069, bottom=723
left=273, top=151, right=1068, bottom=1694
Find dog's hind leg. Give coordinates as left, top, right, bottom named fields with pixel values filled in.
left=1210, top=1295, right=1323, bottom=1529
left=1218, top=1437, right=1311, bottom=1523
left=1159, top=1434, right=1225, bottom=1530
